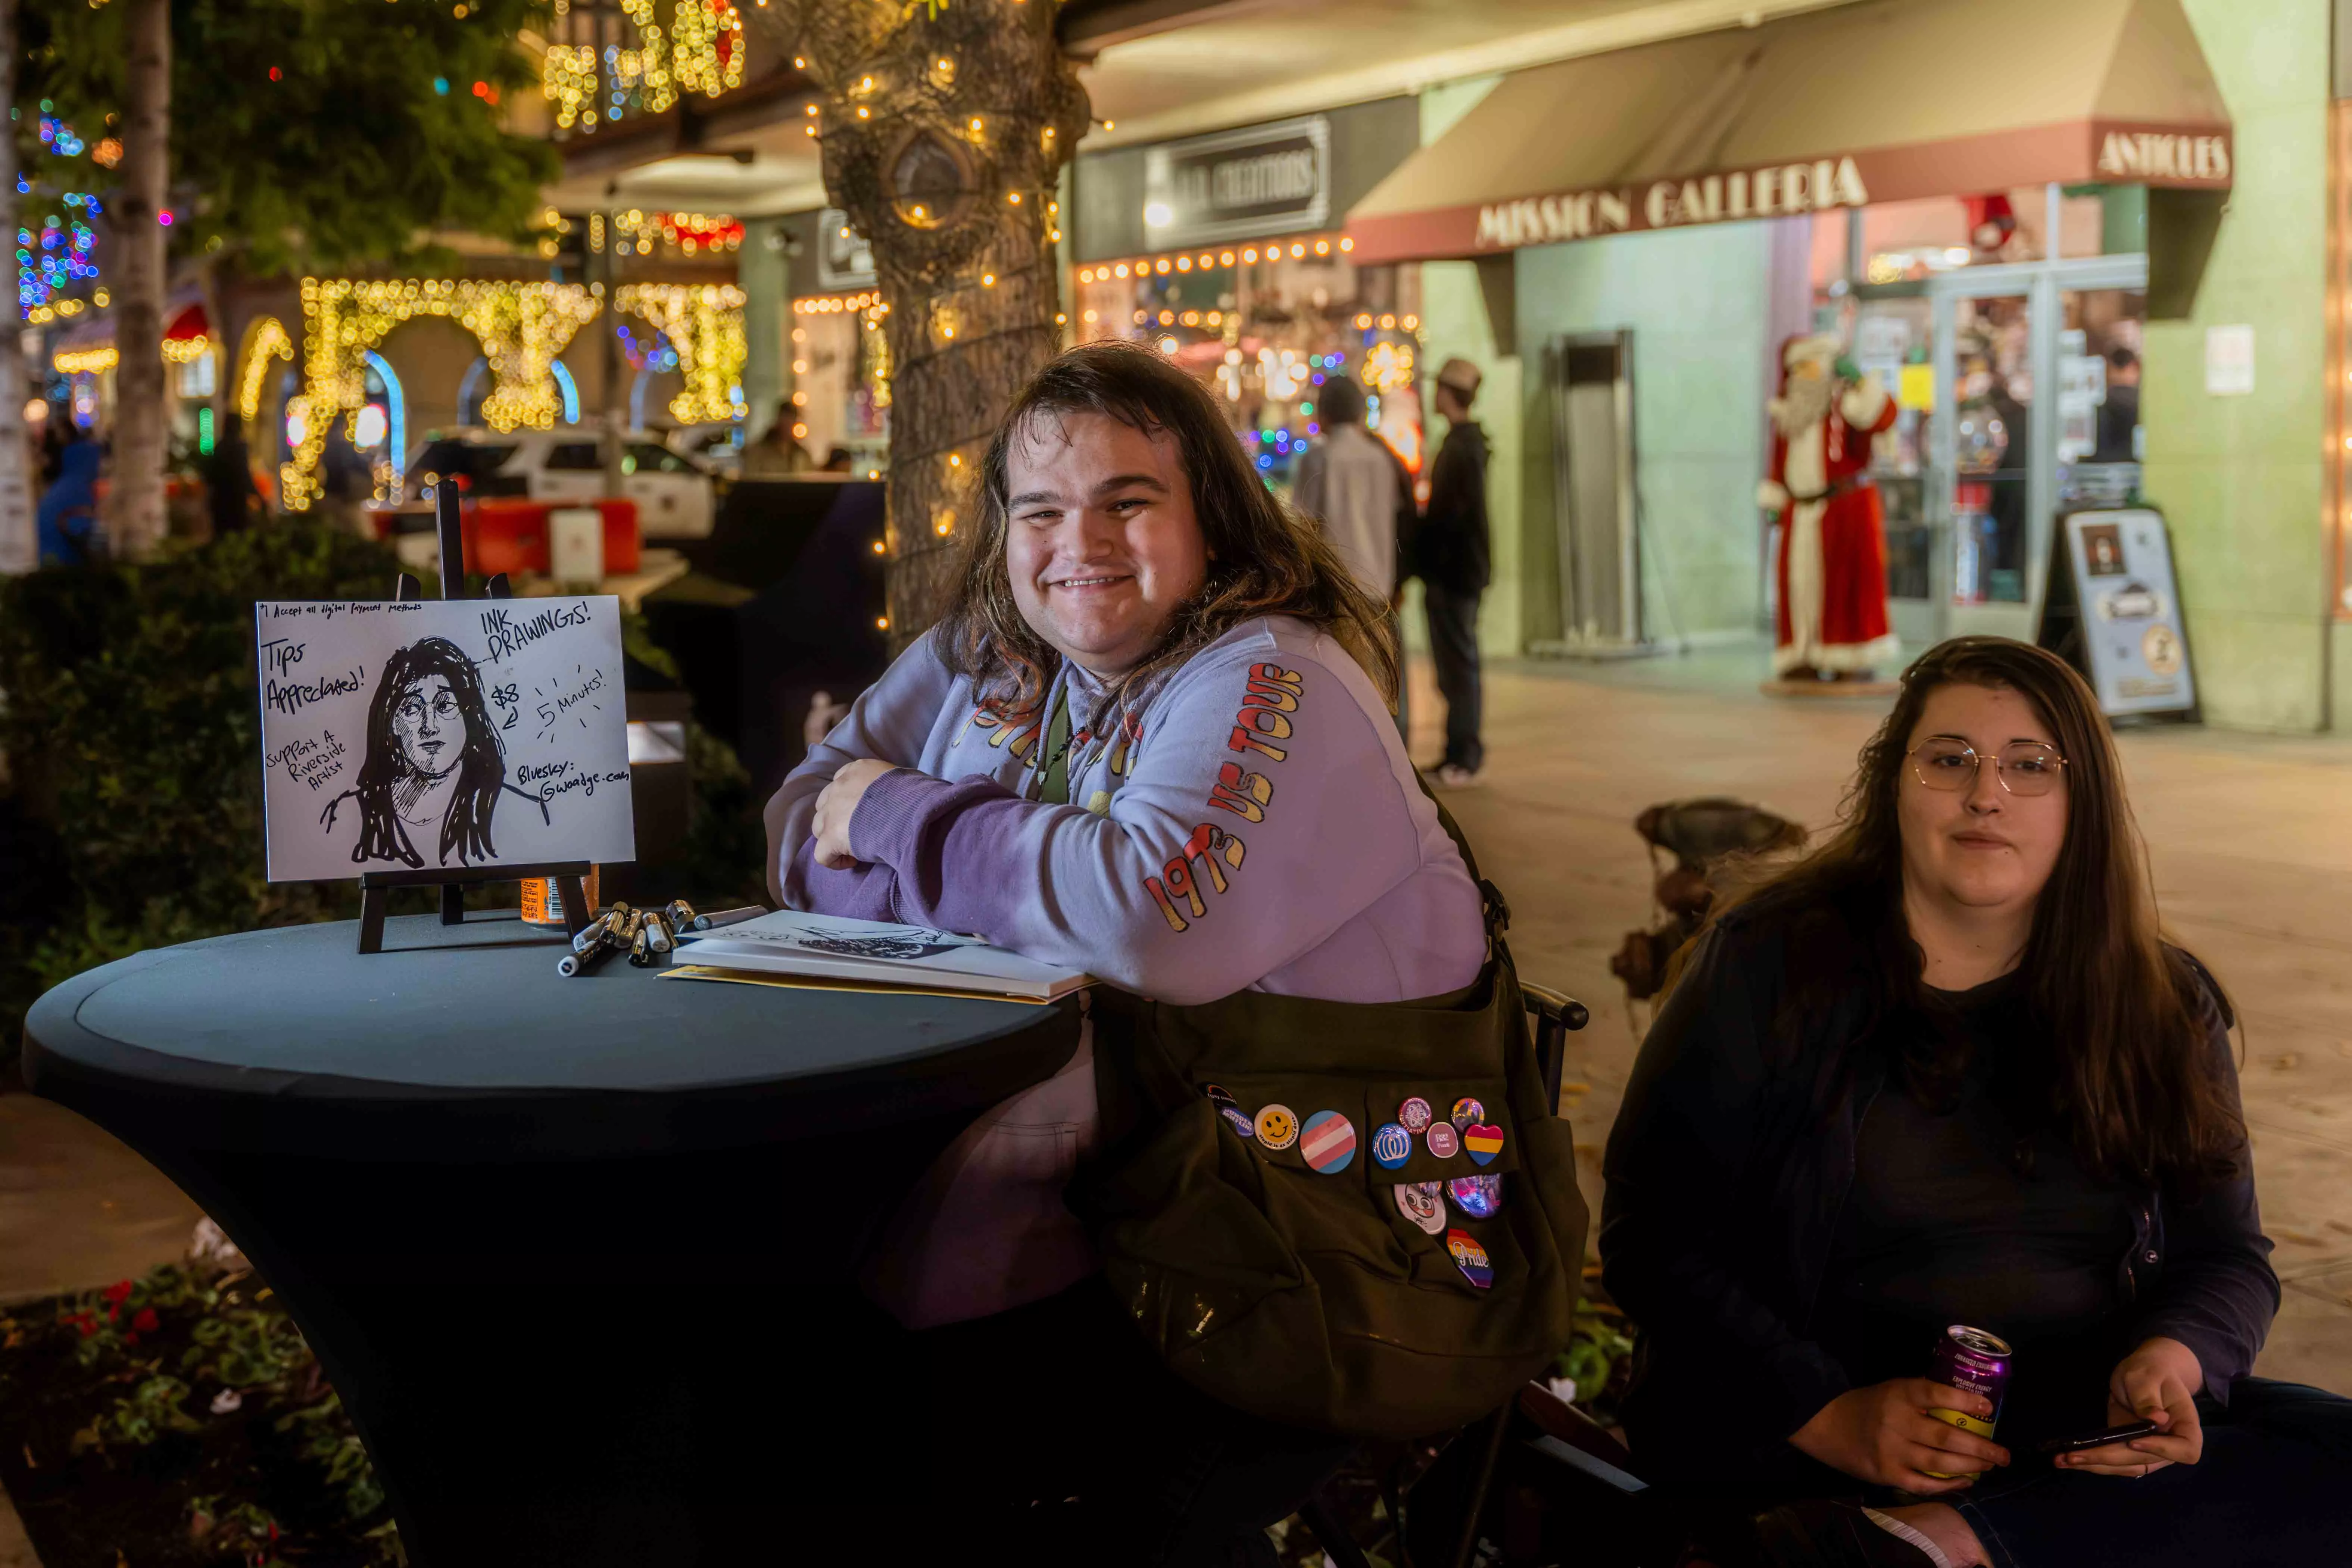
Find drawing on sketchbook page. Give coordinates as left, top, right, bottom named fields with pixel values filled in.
left=792, top=930, right=967, bottom=962
left=256, top=598, right=637, bottom=882
left=319, top=637, right=550, bottom=868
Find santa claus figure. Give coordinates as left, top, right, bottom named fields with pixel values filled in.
left=1759, top=334, right=1900, bottom=681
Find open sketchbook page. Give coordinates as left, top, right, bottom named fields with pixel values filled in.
left=658, top=966, right=1054, bottom=1007
left=680, top=910, right=1091, bottom=1001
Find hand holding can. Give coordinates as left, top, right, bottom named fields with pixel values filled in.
left=1922, top=1325, right=2012, bottom=1479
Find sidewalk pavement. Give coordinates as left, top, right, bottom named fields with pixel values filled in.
left=5, top=642, right=2346, bottom=1403
left=1420, top=647, right=2352, bottom=1396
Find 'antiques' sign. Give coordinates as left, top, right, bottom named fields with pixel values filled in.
left=2095, top=130, right=2230, bottom=183
left=1144, top=116, right=1330, bottom=247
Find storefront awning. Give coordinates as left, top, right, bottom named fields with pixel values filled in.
left=1346, top=0, right=2231, bottom=264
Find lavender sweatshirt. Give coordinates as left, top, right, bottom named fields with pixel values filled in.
left=764, top=614, right=1484, bottom=1325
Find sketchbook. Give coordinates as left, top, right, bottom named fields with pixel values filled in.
left=677, top=911, right=1092, bottom=1001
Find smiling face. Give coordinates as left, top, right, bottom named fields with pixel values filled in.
left=391, top=675, right=467, bottom=779
left=1002, top=409, right=1210, bottom=679
left=1897, top=680, right=2068, bottom=919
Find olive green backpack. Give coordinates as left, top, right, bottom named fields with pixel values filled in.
left=1073, top=810, right=1589, bottom=1440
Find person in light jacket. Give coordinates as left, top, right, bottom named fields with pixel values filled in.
left=764, top=341, right=1485, bottom=1561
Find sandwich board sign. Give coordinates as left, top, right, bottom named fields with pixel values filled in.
left=255, top=596, right=637, bottom=881
left=2047, top=508, right=2196, bottom=718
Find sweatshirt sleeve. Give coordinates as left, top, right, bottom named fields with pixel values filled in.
left=843, top=639, right=1436, bottom=1003
left=1601, top=922, right=1855, bottom=1458
left=762, top=630, right=957, bottom=908
left=2130, top=973, right=2279, bottom=1399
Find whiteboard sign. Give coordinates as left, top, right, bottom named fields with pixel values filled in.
left=255, top=597, right=637, bottom=882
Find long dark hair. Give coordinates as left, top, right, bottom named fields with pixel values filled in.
left=933, top=340, right=1398, bottom=715
left=353, top=637, right=506, bottom=868
left=1711, top=636, right=2242, bottom=1188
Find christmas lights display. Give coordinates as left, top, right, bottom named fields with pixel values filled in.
left=238, top=317, right=296, bottom=424
left=614, top=281, right=748, bottom=424
left=18, top=192, right=103, bottom=322
left=1073, top=233, right=1355, bottom=287
left=612, top=208, right=745, bottom=257
left=282, top=278, right=599, bottom=508
left=543, top=0, right=745, bottom=132
left=1073, top=230, right=1426, bottom=480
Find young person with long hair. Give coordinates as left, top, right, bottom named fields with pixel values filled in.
left=763, top=341, right=1486, bottom=1558
left=1601, top=637, right=2351, bottom=1567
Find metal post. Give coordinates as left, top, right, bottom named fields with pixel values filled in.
left=595, top=206, right=626, bottom=500
left=1928, top=283, right=1959, bottom=639
left=2027, top=261, right=2062, bottom=614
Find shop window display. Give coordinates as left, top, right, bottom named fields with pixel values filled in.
left=1811, top=190, right=2144, bottom=609
left=1071, top=237, right=1423, bottom=492
left=790, top=292, right=890, bottom=475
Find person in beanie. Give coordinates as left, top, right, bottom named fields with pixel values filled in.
left=1418, top=356, right=1490, bottom=785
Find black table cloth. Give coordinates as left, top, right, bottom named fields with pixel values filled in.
left=24, top=912, right=1084, bottom=1566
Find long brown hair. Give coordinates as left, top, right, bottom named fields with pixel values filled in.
left=1716, top=636, right=2242, bottom=1188
left=932, top=340, right=1398, bottom=714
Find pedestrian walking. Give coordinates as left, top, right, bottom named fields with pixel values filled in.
left=1291, top=373, right=1413, bottom=732
left=1419, top=357, right=1490, bottom=785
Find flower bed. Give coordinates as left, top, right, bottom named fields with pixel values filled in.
left=0, top=1260, right=396, bottom=1568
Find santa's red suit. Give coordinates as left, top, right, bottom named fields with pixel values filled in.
left=1759, top=335, right=1900, bottom=677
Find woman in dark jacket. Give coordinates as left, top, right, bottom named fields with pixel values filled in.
left=1602, top=637, right=2351, bottom=1568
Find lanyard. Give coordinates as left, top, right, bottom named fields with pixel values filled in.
left=1035, top=686, right=1074, bottom=805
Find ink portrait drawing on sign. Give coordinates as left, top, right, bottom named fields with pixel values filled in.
left=255, top=598, right=637, bottom=883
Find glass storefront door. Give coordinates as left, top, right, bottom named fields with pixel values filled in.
left=1862, top=252, right=2147, bottom=645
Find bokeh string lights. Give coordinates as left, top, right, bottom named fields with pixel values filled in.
left=282, top=278, right=601, bottom=509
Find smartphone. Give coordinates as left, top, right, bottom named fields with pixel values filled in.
left=2036, top=1419, right=2162, bottom=1456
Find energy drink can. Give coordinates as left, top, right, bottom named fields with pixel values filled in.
left=1923, top=1325, right=2011, bottom=1479
left=521, top=867, right=599, bottom=929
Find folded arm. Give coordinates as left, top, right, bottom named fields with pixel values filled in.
left=835, top=644, right=1437, bottom=1002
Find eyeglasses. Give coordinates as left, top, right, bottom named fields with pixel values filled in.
left=1906, top=739, right=2067, bottom=797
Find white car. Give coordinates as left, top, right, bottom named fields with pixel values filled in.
left=405, top=428, right=716, bottom=540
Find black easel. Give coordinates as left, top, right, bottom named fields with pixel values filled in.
left=355, top=487, right=595, bottom=955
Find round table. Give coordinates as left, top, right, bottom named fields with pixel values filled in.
left=24, top=912, right=1083, bottom=1567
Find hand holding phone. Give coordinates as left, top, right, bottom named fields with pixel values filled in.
left=2038, top=1420, right=2161, bottom=1459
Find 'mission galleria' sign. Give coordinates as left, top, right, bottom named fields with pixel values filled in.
left=1475, top=156, right=1870, bottom=249
left=1350, top=124, right=2235, bottom=264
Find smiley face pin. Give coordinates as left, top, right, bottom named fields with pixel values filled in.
left=1253, top=1104, right=1300, bottom=1150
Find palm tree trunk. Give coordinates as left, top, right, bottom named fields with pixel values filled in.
left=0, top=0, right=32, bottom=574
left=104, top=0, right=172, bottom=559
left=765, top=0, right=1088, bottom=647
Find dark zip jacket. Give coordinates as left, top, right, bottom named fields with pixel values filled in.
left=1599, top=903, right=2277, bottom=1487
left=1416, top=419, right=1490, bottom=593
